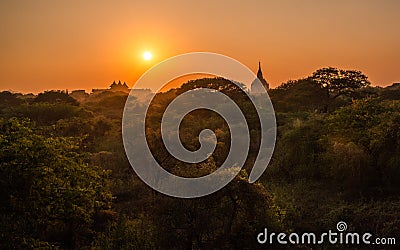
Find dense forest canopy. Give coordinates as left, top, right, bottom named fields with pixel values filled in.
left=1, top=67, right=399, bottom=249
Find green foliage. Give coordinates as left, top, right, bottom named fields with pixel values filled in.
left=264, top=98, right=400, bottom=244
left=0, top=118, right=112, bottom=248
left=149, top=170, right=281, bottom=249
left=1, top=72, right=400, bottom=249
left=34, top=90, right=79, bottom=106
left=2, top=102, right=90, bottom=126
left=270, top=78, right=329, bottom=112
left=84, top=92, right=128, bottom=119
left=327, top=99, right=400, bottom=192
left=267, top=113, right=329, bottom=181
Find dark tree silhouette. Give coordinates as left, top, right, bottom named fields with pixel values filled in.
left=269, top=78, right=328, bottom=112
left=311, top=67, right=370, bottom=99
left=34, top=90, right=79, bottom=106
left=0, top=91, right=23, bottom=109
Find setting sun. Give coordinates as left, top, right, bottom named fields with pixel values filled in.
left=142, top=51, right=152, bottom=61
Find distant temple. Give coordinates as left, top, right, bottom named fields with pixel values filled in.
left=251, top=61, right=269, bottom=94
left=69, top=80, right=152, bottom=103
left=92, top=80, right=130, bottom=94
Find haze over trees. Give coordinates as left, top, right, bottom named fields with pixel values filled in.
left=0, top=67, right=399, bottom=249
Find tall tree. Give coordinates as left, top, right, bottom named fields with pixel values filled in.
left=311, top=67, right=370, bottom=100
left=309, top=67, right=370, bottom=112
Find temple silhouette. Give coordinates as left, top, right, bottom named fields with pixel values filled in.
left=70, top=62, right=270, bottom=101
left=92, top=80, right=130, bottom=94
left=251, top=61, right=269, bottom=94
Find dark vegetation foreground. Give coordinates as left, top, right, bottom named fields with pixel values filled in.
left=1, top=67, right=400, bottom=249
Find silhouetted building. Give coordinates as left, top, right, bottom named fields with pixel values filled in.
left=251, top=61, right=269, bottom=94
left=92, top=80, right=131, bottom=94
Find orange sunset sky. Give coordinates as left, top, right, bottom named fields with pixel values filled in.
left=0, top=0, right=399, bottom=94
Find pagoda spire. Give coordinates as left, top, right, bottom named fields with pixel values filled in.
left=257, top=61, right=263, bottom=79
left=250, top=61, right=269, bottom=93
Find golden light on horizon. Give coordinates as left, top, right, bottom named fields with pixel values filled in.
left=142, top=51, right=153, bottom=61
left=1, top=1, right=400, bottom=94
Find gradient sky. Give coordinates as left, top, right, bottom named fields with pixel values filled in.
left=1, top=0, right=399, bottom=93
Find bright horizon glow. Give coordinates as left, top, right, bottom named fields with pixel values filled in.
left=0, top=1, right=399, bottom=94
left=143, top=51, right=153, bottom=61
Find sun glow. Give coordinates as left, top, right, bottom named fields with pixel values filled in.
left=142, top=51, right=152, bottom=61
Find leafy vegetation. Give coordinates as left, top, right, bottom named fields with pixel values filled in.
left=0, top=68, right=399, bottom=249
